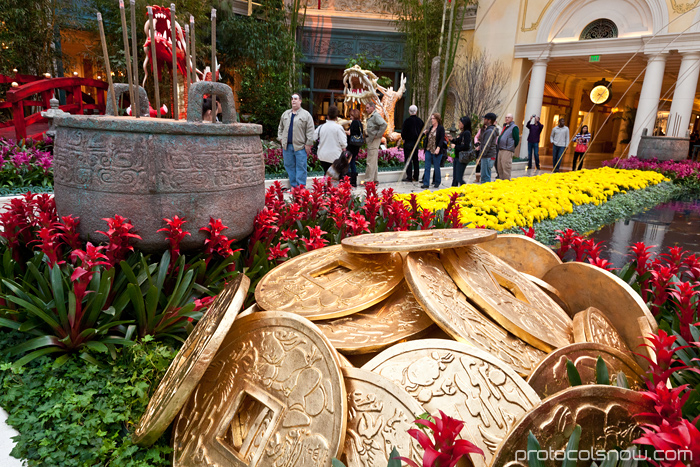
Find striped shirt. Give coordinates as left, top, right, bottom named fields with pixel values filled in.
left=572, top=132, right=591, bottom=146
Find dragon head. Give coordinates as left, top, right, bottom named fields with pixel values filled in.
left=343, top=65, right=379, bottom=105
left=143, top=5, right=188, bottom=78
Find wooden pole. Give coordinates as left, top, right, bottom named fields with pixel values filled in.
left=170, top=3, right=178, bottom=120
left=97, top=12, right=118, bottom=116
left=184, top=24, right=191, bottom=91
left=119, top=0, right=135, bottom=115
left=130, top=0, right=140, bottom=118
left=148, top=6, right=161, bottom=118
left=211, top=8, right=217, bottom=123
left=190, top=16, right=197, bottom=84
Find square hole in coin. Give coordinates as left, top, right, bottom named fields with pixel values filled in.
left=219, top=391, right=274, bottom=463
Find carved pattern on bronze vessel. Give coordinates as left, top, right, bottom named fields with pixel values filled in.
left=53, top=130, right=263, bottom=193
left=362, top=339, right=540, bottom=467
left=403, top=251, right=545, bottom=376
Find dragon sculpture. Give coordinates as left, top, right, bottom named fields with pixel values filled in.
left=142, top=5, right=219, bottom=118
left=343, top=64, right=407, bottom=141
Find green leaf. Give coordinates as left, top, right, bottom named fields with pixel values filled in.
left=331, top=459, right=346, bottom=467
left=566, top=359, right=582, bottom=386
left=8, top=335, right=61, bottom=357
left=84, top=341, right=108, bottom=353
left=12, top=346, right=64, bottom=368
left=49, top=265, right=68, bottom=328
left=127, top=283, right=147, bottom=334
left=562, top=425, right=581, bottom=467
left=596, top=356, right=610, bottom=385
left=387, top=447, right=401, bottom=467
left=2, top=294, right=60, bottom=330
left=527, top=431, right=545, bottom=467
left=0, top=317, right=21, bottom=330
left=616, top=371, right=629, bottom=389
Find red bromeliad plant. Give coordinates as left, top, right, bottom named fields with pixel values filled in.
left=398, top=411, right=484, bottom=467
left=158, top=215, right=191, bottom=264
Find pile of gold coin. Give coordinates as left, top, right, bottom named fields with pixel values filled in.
left=133, top=230, right=659, bottom=467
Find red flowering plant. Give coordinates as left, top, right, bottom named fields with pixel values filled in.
left=397, top=411, right=484, bottom=467
left=0, top=194, right=242, bottom=364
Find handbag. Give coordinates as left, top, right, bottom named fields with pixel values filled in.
left=575, top=143, right=587, bottom=153
left=348, top=122, right=365, bottom=147
left=459, top=149, right=476, bottom=164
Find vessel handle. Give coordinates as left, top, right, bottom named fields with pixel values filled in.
left=187, top=81, right=237, bottom=124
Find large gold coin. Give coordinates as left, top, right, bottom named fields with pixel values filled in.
left=490, top=386, right=654, bottom=467
left=132, top=274, right=249, bottom=446
left=542, top=262, right=657, bottom=369
left=443, top=246, right=573, bottom=352
left=362, top=339, right=540, bottom=467
left=255, top=245, right=403, bottom=320
left=314, top=281, right=434, bottom=354
left=573, top=307, right=630, bottom=353
left=477, top=234, right=562, bottom=279
left=526, top=342, right=644, bottom=399
left=341, top=367, right=423, bottom=467
left=521, top=272, right=572, bottom=316
left=340, top=228, right=496, bottom=253
left=404, top=251, right=545, bottom=376
left=172, top=311, right=347, bottom=466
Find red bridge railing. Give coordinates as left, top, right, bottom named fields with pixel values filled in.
left=1, top=76, right=108, bottom=140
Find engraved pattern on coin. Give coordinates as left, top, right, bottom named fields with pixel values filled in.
left=404, top=252, right=545, bottom=376
left=477, top=234, right=562, bottom=279
left=527, top=342, right=644, bottom=398
left=133, top=275, right=249, bottom=446
left=314, top=281, right=434, bottom=354
left=443, top=246, right=573, bottom=351
left=574, top=307, right=630, bottom=353
left=342, top=367, right=423, bottom=466
left=255, top=245, right=403, bottom=320
left=362, top=339, right=540, bottom=467
left=341, top=228, right=496, bottom=253
left=490, top=386, right=654, bottom=467
left=172, top=312, right=346, bottom=467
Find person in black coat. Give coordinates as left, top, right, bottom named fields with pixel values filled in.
left=401, top=105, right=424, bottom=182
left=345, top=108, right=363, bottom=187
left=451, top=116, right=472, bottom=187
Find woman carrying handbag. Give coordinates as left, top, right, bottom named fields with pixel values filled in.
left=572, top=125, right=591, bottom=171
left=451, top=116, right=473, bottom=187
left=345, top=109, right=364, bottom=187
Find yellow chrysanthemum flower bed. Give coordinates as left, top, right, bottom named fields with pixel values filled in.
left=394, top=167, right=668, bottom=231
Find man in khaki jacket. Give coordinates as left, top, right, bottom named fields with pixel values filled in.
left=363, top=101, right=387, bottom=183
left=278, top=93, right=315, bottom=188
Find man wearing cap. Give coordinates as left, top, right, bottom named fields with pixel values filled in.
left=478, top=112, right=500, bottom=183
left=278, top=93, right=315, bottom=188
left=525, top=115, right=543, bottom=170
left=496, top=113, right=519, bottom=180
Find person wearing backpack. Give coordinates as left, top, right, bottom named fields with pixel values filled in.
left=450, top=116, right=472, bottom=186
left=345, top=108, right=364, bottom=187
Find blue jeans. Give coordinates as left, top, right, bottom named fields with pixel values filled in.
left=480, top=157, right=495, bottom=183
left=422, top=150, right=442, bottom=187
left=527, top=142, right=540, bottom=168
left=283, top=144, right=308, bottom=187
left=552, top=145, right=566, bottom=173
left=452, top=158, right=466, bottom=186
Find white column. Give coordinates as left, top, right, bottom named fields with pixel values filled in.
left=668, top=51, right=700, bottom=137
left=520, top=59, right=548, bottom=159
left=630, top=53, right=667, bottom=155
